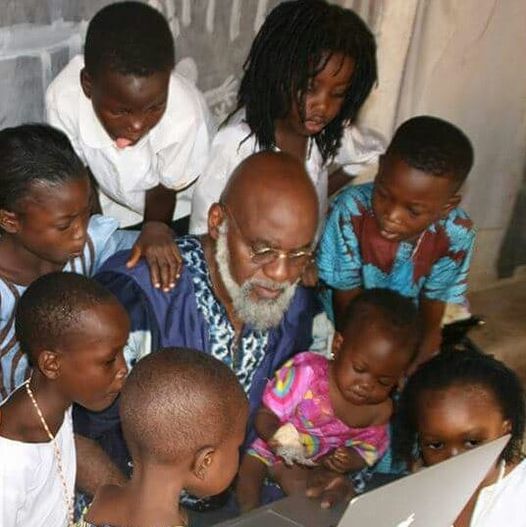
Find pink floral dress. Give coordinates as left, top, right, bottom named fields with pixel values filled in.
left=248, top=352, right=389, bottom=467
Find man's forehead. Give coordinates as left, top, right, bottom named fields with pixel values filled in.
left=233, top=199, right=316, bottom=249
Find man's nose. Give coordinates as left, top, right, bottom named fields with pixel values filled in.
left=263, top=255, right=293, bottom=283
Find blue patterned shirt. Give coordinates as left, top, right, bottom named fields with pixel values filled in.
left=317, top=183, right=475, bottom=319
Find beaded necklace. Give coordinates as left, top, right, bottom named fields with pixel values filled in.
left=25, top=379, right=74, bottom=527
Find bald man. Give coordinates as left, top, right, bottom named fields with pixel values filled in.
left=73, top=152, right=321, bottom=502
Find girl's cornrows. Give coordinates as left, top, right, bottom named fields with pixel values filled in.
left=231, top=0, right=377, bottom=163
left=395, top=349, right=525, bottom=465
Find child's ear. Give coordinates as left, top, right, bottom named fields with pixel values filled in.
left=502, top=419, right=512, bottom=435
left=440, top=194, right=461, bottom=218
left=0, top=209, right=21, bottom=234
left=80, top=68, right=94, bottom=99
left=37, top=350, right=62, bottom=380
left=192, top=446, right=215, bottom=480
left=208, top=203, right=226, bottom=240
left=331, top=331, right=344, bottom=360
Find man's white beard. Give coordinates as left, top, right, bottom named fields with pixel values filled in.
left=215, top=223, right=298, bottom=331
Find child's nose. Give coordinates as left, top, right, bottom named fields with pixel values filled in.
left=312, top=91, right=329, bottom=113
left=385, top=205, right=404, bottom=225
left=448, top=446, right=461, bottom=457
left=129, top=116, right=146, bottom=132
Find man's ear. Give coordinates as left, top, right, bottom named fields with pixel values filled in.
left=0, top=209, right=21, bottom=234
left=208, top=203, right=226, bottom=241
left=441, top=194, right=461, bottom=218
left=331, top=331, right=344, bottom=360
left=192, top=446, right=215, bottom=480
left=37, top=350, right=62, bottom=381
left=80, top=68, right=94, bottom=99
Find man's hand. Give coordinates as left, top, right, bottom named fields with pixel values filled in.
left=126, top=221, right=182, bottom=291
left=306, top=465, right=356, bottom=509
left=321, top=446, right=365, bottom=474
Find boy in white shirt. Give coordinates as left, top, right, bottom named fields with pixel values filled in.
left=46, top=1, right=213, bottom=236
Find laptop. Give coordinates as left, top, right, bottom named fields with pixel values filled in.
left=218, top=435, right=510, bottom=527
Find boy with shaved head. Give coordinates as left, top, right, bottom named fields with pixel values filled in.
left=81, top=349, right=248, bottom=527
left=73, top=152, right=321, bottom=510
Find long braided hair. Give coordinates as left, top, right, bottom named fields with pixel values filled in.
left=230, top=0, right=377, bottom=163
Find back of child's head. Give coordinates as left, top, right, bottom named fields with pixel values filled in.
left=236, top=0, right=377, bottom=162
left=396, top=348, right=525, bottom=464
left=120, top=348, right=248, bottom=464
left=84, top=1, right=175, bottom=78
left=0, top=124, right=86, bottom=212
left=15, top=271, right=118, bottom=366
left=386, top=116, right=474, bottom=190
left=340, top=288, right=421, bottom=361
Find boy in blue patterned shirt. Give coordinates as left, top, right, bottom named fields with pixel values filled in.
left=317, top=116, right=475, bottom=369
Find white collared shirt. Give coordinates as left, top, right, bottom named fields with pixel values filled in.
left=46, top=55, right=215, bottom=227
left=189, top=109, right=384, bottom=235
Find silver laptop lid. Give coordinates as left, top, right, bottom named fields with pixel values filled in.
left=338, top=434, right=510, bottom=527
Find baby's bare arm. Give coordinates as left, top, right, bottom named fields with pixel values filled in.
left=254, top=406, right=281, bottom=443
left=75, top=434, right=126, bottom=496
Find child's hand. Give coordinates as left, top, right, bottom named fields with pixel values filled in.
left=306, top=465, right=356, bottom=509
left=126, top=221, right=183, bottom=291
left=300, top=259, right=318, bottom=287
left=321, top=447, right=359, bottom=474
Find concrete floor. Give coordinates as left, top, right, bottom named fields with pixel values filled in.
left=468, top=279, right=526, bottom=384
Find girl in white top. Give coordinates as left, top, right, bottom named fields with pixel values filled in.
left=396, top=348, right=526, bottom=527
left=0, top=273, right=129, bottom=527
left=190, top=0, right=383, bottom=235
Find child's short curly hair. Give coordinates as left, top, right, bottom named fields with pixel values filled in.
left=120, top=348, right=247, bottom=463
left=84, top=1, right=175, bottom=77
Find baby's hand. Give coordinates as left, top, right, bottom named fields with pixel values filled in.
left=321, top=447, right=357, bottom=474
left=126, top=221, right=183, bottom=291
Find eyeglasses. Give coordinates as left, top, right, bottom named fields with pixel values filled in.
left=220, top=203, right=314, bottom=267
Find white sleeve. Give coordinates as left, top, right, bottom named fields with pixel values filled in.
left=334, top=125, right=386, bottom=178
left=189, top=125, right=254, bottom=235
left=157, top=90, right=215, bottom=192
left=45, top=86, right=87, bottom=165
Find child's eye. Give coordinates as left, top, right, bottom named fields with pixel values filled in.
left=424, top=441, right=444, bottom=450
left=109, top=109, right=128, bottom=117
left=105, top=357, right=117, bottom=366
left=353, top=364, right=365, bottom=373
left=332, top=91, right=347, bottom=99
left=149, top=102, right=166, bottom=112
left=56, top=223, right=71, bottom=232
left=464, top=439, right=482, bottom=448
left=378, top=378, right=394, bottom=388
left=408, top=208, right=422, bottom=218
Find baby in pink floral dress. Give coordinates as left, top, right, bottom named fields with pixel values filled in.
left=237, top=289, right=421, bottom=512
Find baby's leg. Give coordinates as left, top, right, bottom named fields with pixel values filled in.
left=236, top=455, right=268, bottom=513
left=270, top=463, right=311, bottom=497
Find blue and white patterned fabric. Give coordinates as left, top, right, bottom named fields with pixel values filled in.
left=182, top=237, right=268, bottom=394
